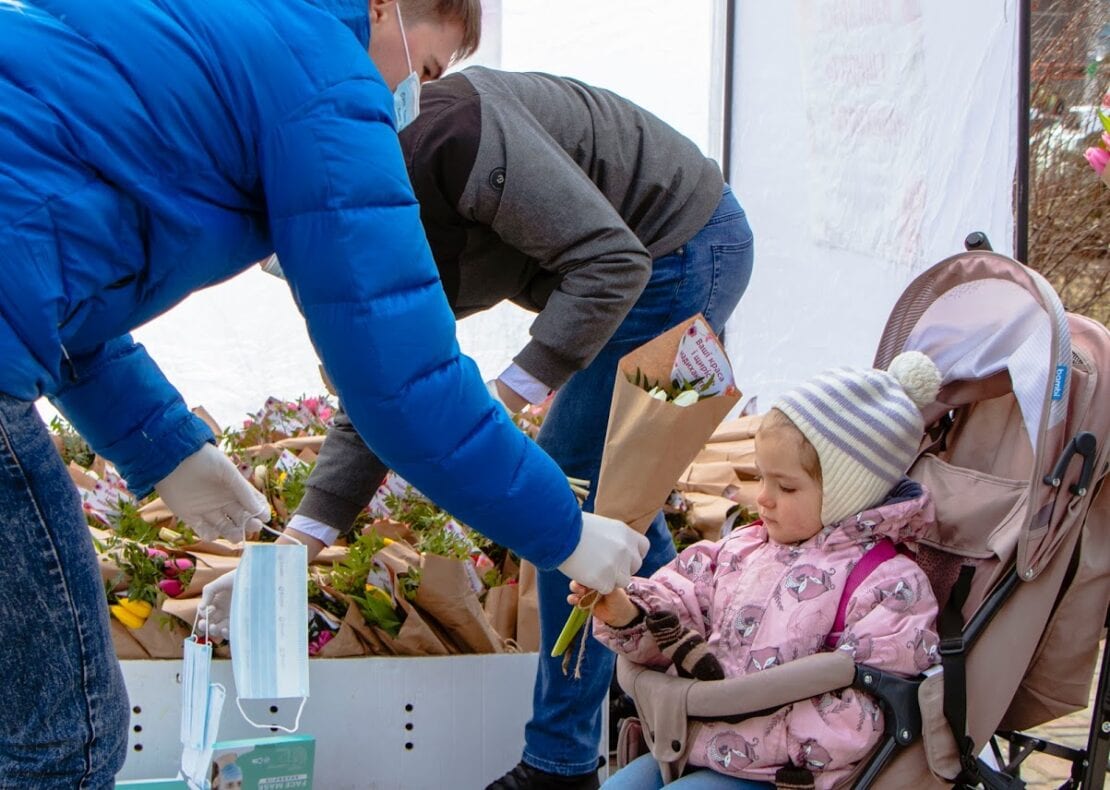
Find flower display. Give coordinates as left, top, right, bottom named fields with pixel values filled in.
left=1083, top=102, right=1110, bottom=186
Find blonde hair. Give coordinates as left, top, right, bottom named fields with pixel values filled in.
left=402, top=0, right=482, bottom=63
left=756, top=408, right=822, bottom=484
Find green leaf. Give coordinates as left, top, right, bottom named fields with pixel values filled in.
left=1100, top=110, right=1110, bottom=136
left=351, top=590, right=402, bottom=637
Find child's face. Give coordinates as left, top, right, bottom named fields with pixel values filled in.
left=754, top=428, right=823, bottom=544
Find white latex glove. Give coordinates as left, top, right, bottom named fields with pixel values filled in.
left=196, top=570, right=235, bottom=642
left=154, top=443, right=270, bottom=543
left=557, top=512, right=650, bottom=594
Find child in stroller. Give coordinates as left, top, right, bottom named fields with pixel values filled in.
left=576, top=352, right=944, bottom=789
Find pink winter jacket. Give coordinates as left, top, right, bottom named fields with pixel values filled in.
left=595, top=481, right=940, bottom=789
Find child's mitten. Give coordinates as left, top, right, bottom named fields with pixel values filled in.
left=774, top=764, right=816, bottom=789
left=645, top=610, right=725, bottom=680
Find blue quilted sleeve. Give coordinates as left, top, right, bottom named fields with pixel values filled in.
left=49, top=336, right=214, bottom=497
left=259, top=77, right=582, bottom=569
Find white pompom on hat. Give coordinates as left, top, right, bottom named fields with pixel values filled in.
left=772, top=351, right=941, bottom=525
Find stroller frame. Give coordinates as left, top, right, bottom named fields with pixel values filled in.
left=615, top=234, right=1110, bottom=789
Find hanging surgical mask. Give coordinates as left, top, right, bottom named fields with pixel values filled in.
left=180, top=684, right=226, bottom=789
left=181, top=637, right=214, bottom=749
left=180, top=611, right=227, bottom=789
left=229, top=535, right=309, bottom=732
left=392, top=4, right=421, bottom=131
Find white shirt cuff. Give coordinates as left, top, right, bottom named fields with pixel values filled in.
left=499, top=363, right=553, bottom=405
left=286, top=514, right=340, bottom=546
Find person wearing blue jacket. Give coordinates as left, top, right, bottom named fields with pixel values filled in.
left=0, top=2, right=648, bottom=786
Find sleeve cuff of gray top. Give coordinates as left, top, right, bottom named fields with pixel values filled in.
left=295, top=483, right=370, bottom=538
left=513, top=339, right=580, bottom=393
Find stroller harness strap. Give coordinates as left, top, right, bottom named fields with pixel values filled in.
left=824, top=538, right=900, bottom=650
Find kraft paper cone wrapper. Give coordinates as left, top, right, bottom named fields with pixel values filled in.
left=414, top=554, right=505, bottom=654
left=593, top=314, right=740, bottom=533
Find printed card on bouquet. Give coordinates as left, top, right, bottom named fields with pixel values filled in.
left=594, top=315, right=740, bottom=533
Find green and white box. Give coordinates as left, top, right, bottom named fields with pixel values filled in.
left=210, top=735, right=315, bottom=789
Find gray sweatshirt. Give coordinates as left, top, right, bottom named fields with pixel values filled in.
left=297, top=67, right=725, bottom=535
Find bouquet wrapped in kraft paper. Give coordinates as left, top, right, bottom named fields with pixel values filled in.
left=554, top=314, right=740, bottom=669
left=593, top=314, right=740, bottom=533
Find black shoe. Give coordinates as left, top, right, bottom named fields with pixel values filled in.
left=485, top=760, right=601, bottom=790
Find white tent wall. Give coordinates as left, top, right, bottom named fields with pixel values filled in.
left=724, top=0, right=1020, bottom=408
left=67, top=1, right=721, bottom=429
left=40, top=2, right=1021, bottom=429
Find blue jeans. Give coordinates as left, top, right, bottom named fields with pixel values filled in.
left=0, top=395, right=129, bottom=788
left=526, top=187, right=754, bottom=774
left=603, top=754, right=772, bottom=789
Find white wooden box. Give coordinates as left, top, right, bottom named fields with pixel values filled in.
left=119, top=653, right=604, bottom=789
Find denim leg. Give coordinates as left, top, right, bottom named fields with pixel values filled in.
left=602, top=755, right=772, bottom=790
left=668, top=770, right=773, bottom=789
left=522, top=188, right=755, bottom=774
left=0, top=395, right=128, bottom=789
left=600, top=754, right=666, bottom=789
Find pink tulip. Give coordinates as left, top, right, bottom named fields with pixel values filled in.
left=157, top=578, right=185, bottom=597
left=146, top=547, right=170, bottom=562
left=1085, top=146, right=1109, bottom=176
left=162, top=557, right=194, bottom=578
left=317, top=630, right=334, bottom=647
left=308, top=640, right=320, bottom=656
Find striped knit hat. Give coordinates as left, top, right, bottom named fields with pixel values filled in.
left=772, top=351, right=941, bottom=526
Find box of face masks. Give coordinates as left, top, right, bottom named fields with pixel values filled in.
left=209, top=735, right=314, bottom=790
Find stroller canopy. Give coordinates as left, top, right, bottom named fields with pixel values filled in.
left=876, top=252, right=1070, bottom=456
left=874, top=251, right=1073, bottom=580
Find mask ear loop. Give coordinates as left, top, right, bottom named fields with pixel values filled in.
left=234, top=524, right=308, bottom=733
left=236, top=697, right=308, bottom=734
left=261, top=522, right=303, bottom=544
left=395, top=3, right=415, bottom=75
left=190, top=605, right=203, bottom=642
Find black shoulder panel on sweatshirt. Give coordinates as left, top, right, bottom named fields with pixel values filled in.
left=400, top=73, right=481, bottom=309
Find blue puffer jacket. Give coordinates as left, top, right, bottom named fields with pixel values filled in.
left=0, top=0, right=581, bottom=569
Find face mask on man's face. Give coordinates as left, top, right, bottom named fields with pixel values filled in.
left=393, top=4, right=421, bottom=131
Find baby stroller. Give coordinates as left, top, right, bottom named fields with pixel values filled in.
left=615, top=239, right=1110, bottom=788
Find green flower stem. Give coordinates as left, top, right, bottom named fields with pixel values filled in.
left=551, top=605, right=590, bottom=657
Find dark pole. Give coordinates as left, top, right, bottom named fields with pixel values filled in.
left=1016, top=0, right=1032, bottom=263
left=721, top=0, right=737, bottom=181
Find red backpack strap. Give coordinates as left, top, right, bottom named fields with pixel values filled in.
left=825, top=538, right=899, bottom=650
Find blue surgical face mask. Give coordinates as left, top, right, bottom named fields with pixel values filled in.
left=230, top=539, right=309, bottom=732
left=181, top=637, right=214, bottom=749
left=392, top=5, right=421, bottom=131
left=180, top=682, right=226, bottom=788
left=181, top=610, right=227, bottom=787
